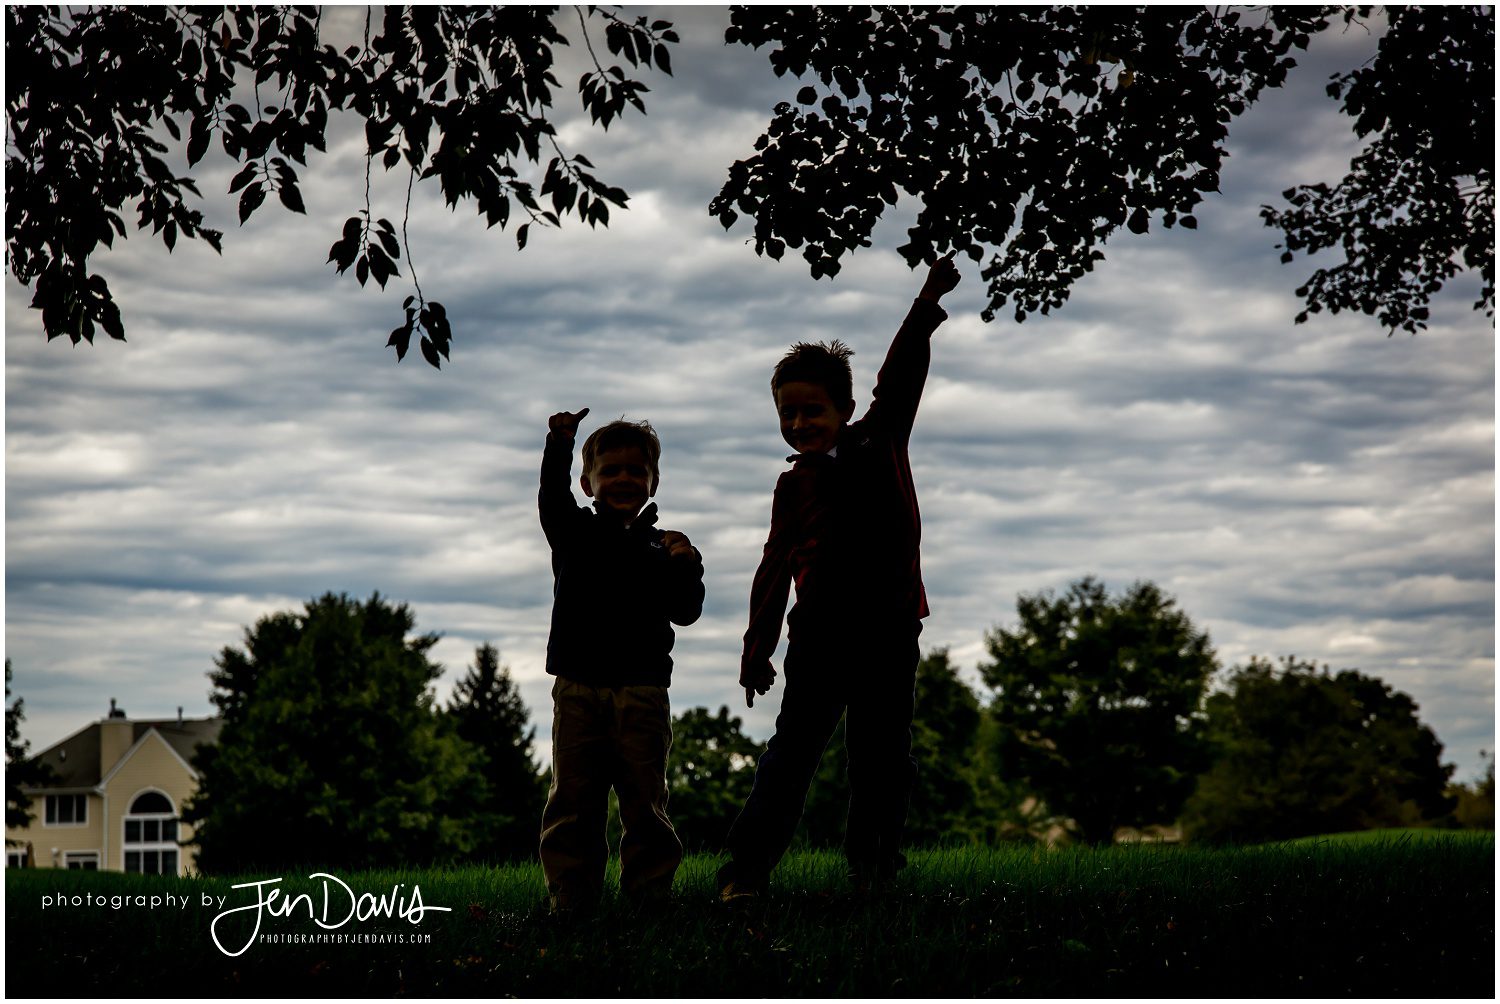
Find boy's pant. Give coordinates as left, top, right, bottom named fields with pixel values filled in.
left=539, top=677, right=683, bottom=908
left=724, top=630, right=920, bottom=885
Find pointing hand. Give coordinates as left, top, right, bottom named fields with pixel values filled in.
left=919, top=252, right=961, bottom=302
left=548, top=407, right=590, bottom=441
left=741, top=659, right=776, bottom=708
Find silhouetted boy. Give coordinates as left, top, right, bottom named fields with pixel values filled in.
left=719, top=254, right=961, bottom=899
left=538, top=408, right=704, bottom=911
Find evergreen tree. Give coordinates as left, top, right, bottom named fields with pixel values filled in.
left=6, top=660, right=55, bottom=837
left=443, top=643, right=544, bottom=862
left=184, top=592, right=481, bottom=873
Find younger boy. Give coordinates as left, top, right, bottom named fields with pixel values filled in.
left=720, top=254, right=961, bottom=898
left=538, top=408, right=704, bottom=911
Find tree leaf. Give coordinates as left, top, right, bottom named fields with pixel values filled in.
left=238, top=182, right=266, bottom=223
left=278, top=182, right=306, bottom=214
left=228, top=163, right=258, bottom=193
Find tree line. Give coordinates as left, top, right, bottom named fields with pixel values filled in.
left=6, top=584, right=1485, bottom=871
left=13, top=580, right=1451, bottom=874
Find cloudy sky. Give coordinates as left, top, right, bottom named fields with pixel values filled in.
left=6, top=8, right=1493, bottom=782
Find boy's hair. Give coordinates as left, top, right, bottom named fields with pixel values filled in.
left=581, top=419, right=661, bottom=490
left=771, top=340, right=855, bottom=404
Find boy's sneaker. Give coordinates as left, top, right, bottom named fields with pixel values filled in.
left=716, top=860, right=765, bottom=904
left=719, top=878, right=762, bottom=904
left=546, top=889, right=598, bottom=920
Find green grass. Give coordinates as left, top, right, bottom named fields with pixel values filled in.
left=1282, top=826, right=1472, bottom=846
left=6, top=834, right=1493, bottom=997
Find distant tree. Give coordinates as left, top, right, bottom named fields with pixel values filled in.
left=667, top=705, right=763, bottom=851
left=5, top=660, right=56, bottom=837
left=1181, top=656, right=1457, bottom=843
left=970, top=711, right=1062, bottom=844
left=5, top=5, right=676, bottom=364
left=443, top=643, right=545, bottom=862
left=184, top=592, right=481, bottom=872
left=906, top=649, right=985, bottom=846
left=4, top=660, right=34, bottom=833
left=979, top=577, right=1217, bottom=845
left=715, top=6, right=1492, bottom=333
left=1447, top=753, right=1495, bottom=831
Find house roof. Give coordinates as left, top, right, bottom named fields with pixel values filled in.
left=28, top=717, right=222, bottom=790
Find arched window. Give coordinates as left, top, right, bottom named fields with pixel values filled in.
left=123, top=790, right=178, bottom=875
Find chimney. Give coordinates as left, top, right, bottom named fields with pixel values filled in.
left=99, top=700, right=133, bottom=776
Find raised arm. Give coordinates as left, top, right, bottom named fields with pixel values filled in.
left=862, top=254, right=961, bottom=441
left=539, top=407, right=590, bottom=547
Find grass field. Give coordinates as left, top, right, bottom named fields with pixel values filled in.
left=5, top=833, right=1493, bottom=997
left=1283, top=826, right=1478, bottom=846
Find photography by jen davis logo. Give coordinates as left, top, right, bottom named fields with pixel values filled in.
left=210, top=873, right=452, bottom=958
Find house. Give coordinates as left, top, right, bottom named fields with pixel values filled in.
left=5, top=700, right=221, bottom=874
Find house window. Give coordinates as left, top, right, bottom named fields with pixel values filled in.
left=123, top=791, right=178, bottom=875
left=6, top=850, right=27, bottom=868
left=64, top=851, right=100, bottom=870
left=44, top=793, right=87, bottom=826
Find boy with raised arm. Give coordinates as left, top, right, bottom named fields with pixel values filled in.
left=719, top=254, right=961, bottom=900
left=538, top=407, right=704, bottom=912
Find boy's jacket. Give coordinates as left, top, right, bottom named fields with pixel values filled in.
left=540, top=439, right=705, bottom=688
left=743, top=296, right=947, bottom=676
